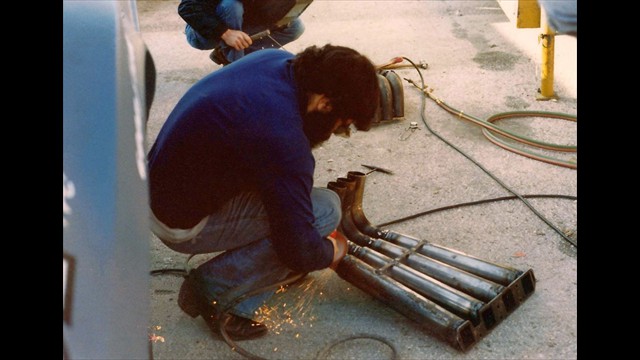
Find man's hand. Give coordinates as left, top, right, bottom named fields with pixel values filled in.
left=221, top=29, right=252, bottom=50
left=327, top=230, right=348, bottom=270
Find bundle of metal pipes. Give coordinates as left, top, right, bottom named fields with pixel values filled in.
left=328, top=171, right=536, bottom=351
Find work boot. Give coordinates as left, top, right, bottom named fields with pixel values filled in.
left=209, top=47, right=230, bottom=66
left=177, top=272, right=268, bottom=341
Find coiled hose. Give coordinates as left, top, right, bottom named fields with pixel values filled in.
left=398, top=57, right=577, bottom=248
left=402, top=67, right=576, bottom=169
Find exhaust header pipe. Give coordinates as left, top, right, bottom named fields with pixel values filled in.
left=328, top=172, right=536, bottom=352
left=367, top=70, right=405, bottom=130
left=337, top=250, right=477, bottom=351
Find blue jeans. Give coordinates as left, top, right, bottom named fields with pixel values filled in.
left=185, top=0, right=305, bottom=62
left=537, top=0, right=577, bottom=36
left=163, top=187, right=341, bottom=318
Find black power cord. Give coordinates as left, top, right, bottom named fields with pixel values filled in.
left=150, top=266, right=399, bottom=360
left=316, top=333, right=399, bottom=360
left=399, top=57, right=577, bottom=249
left=377, top=194, right=577, bottom=247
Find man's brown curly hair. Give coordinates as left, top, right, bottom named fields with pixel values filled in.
left=292, top=44, right=380, bottom=131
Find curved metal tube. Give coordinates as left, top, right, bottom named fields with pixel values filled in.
left=381, top=70, right=404, bottom=119
left=351, top=244, right=485, bottom=325
left=380, top=232, right=521, bottom=286
left=335, top=250, right=477, bottom=352
left=330, top=178, right=489, bottom=324
left=333, top=174, right=507, bottom=300
left=357, top=237, right=505, bottom=303
left=327, top=181, right=349, bottom=237
left=336, top=177, right=357, bottom=210
left=347, top=171, right=388, bottom=239
left=329, top=179, right=376, bottom=249
left=377, top=74, right=393, bottom=122
left=346, top=171, right=522, bottom=286
left=327, top=180, right=347, bottom=195
left=327, top=171, right=536, bottom=352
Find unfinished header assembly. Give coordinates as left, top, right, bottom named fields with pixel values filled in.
left=328, top=171, right=536, bottom=351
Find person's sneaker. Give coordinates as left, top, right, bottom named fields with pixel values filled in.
left=177, top=272, right=268, bottom=341
left=209, top=47, right=230, bottom=66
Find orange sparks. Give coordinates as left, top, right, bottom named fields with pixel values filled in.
left=149, top=334, right=165, bottom=343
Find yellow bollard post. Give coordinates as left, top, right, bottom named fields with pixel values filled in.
left=537, top=10, right=558, bottom=100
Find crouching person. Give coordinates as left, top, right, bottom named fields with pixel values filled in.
left=147, top=44, right=379, bottom=340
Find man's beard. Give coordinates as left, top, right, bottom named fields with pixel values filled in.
left=302, top=111, right=338, bottom=149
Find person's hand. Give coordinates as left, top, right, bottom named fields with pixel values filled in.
left=327, top=230, right=348, bottom=270
left=221, top=29, right=252, bottom=50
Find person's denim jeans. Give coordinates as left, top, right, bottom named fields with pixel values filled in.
left=184, top=0, right=305, bottom=62
left=163, top=187, right=341, bottom=318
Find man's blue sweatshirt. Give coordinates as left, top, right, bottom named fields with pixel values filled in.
left=147, top=49, right=334, bottom=272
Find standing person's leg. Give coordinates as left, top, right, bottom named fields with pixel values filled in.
left=244, top=18, right=305, bottom=55
left=173, top=188, right=341, bottom=319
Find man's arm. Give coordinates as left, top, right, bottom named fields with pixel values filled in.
left=178, top=0, right=229, bottom=40
left=247, top=136, right=335, bottom=273
left=261, top=169, right=335, bottom=273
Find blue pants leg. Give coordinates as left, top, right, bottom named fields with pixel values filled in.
left=165, top=188, right=341, bottom=318
left=185, top=24, right=217, bottom=50
left=183, top=0, right=243, bottom=51
left=215, top=0, right=246, bottom=61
